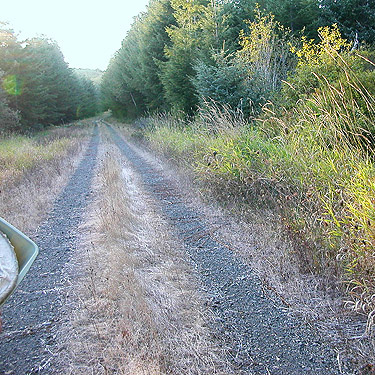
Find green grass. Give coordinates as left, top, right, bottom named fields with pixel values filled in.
left=0, top=132, right=77, bottom=185
left=144, top=68, right=375, bottom=314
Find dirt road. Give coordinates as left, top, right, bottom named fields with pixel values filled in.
left=0, top=121, right=352, bottom=374
left=105, top=123, right=347, bottom=375
left=0, top=125, right=99, bottom=374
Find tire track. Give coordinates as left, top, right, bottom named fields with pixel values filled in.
left=0, top=124, right=100, bottom=374
left=106, top=122, right=347, bottom=375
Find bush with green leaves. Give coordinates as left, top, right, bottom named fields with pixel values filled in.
left=193, top=10, right=295, bottom=119
left=193, top=55, right=258, bottom=117
left=282, top=25, right=375, bottom=108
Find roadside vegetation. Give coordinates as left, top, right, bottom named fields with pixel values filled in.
left=102, top=0, right=375, bottom=345
left=0, top=122, right=92, bottom=234
left=0, top=23, right=101, bottom=233
left=145, top=41, right=375, bottom=315
left=0, top=135, right=71, bottom=183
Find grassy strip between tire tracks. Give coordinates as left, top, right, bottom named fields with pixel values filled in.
left=62, top=139, right=233, bottom=374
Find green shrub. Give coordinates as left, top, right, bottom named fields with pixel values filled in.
left=192, top=9, right=296, bottom=119
left=144, top=22, right=375, bottom=317
left=281, top=26, right=375, bottom=116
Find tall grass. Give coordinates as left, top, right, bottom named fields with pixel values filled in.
left=0, top=136, right=72, bottom=184
left=0, top=123, right=91, bottom=234
left=262, top=67, right=375, bottom=313
left=145, top=56, right=375, bottom=319
left=0, top=122, right=91, bottom=186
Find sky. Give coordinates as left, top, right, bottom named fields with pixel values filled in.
left=1, top=0, right=150, bottom=71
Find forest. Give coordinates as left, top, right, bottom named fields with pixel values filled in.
left=0, top=24, right=99, bottom=134
left=102, top=0, right=375, bottom=315
left=101, top=0, right=375, bottom=118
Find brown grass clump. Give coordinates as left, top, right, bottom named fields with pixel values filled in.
left=0, top=122, right=92, bottom=235
left=61, top=144, right=232, bottom=374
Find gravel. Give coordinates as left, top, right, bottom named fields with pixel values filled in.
left=0, top=120, right=353, bottom=374
left=107, top=123, right=349, bottom=375
left=0, top=124, right=99, bottom=374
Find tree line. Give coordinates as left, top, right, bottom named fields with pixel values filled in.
left=0, top=24, right=100, bottom=134
left=101, top=0, right=375, bottom=119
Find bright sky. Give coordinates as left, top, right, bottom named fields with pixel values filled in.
left=1, top=0, right=150, bottom=71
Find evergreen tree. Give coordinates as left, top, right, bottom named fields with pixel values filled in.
left=216, top=0, right=257, bottom=54
left=320, top=0, right=375, bottom=43
left=0, top=25, right=99, bottom=132
left=101, top=0, right=176, bottom=117
left=20, top=38, right=77, bottom=127
left=269, top=0, right=321, bottom=38
left=138, top=0, right=176, bottom=111
left=0, top=70, right=20, bottom=134
left=73, top=75, right=99, bottom=119
left=160, top=0, right=215, bottom=114
left=102, top=51, right=144, bottom=118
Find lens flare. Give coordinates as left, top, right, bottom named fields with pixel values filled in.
left=2, top=75, right=23, bottom=96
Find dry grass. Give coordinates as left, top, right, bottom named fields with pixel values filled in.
left=61, top=143, right=232, bottom=374
left=114, top=121, right=375, bottom=373
left=0, top=122, right=92, bottom=235
left=195, top=203, right=375, bottom=371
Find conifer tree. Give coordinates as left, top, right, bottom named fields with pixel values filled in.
left=160, top=0, right=214, bottom=114
left=320, top=0, right=375, bottom=43
left=0, top=25, right=99, bottom=132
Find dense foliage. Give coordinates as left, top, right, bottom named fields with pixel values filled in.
left=102, top=0, right=375, bottom=119
left=0, top=25, right=100, bottom=134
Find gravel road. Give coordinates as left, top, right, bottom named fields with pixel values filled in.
left=0, top=120, right=352, bottom=374
left=0, top=124, right=99, bottom=374
left=106, top=122, right=348, bottom=375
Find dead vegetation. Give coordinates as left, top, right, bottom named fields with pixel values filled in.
left=109, top=122, right=374, bottom=373
left=194, top=204, right=375, bottom=372
left=0, top=122, right=92, bottom=235
left=61, top=142, right=233, bottom=374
